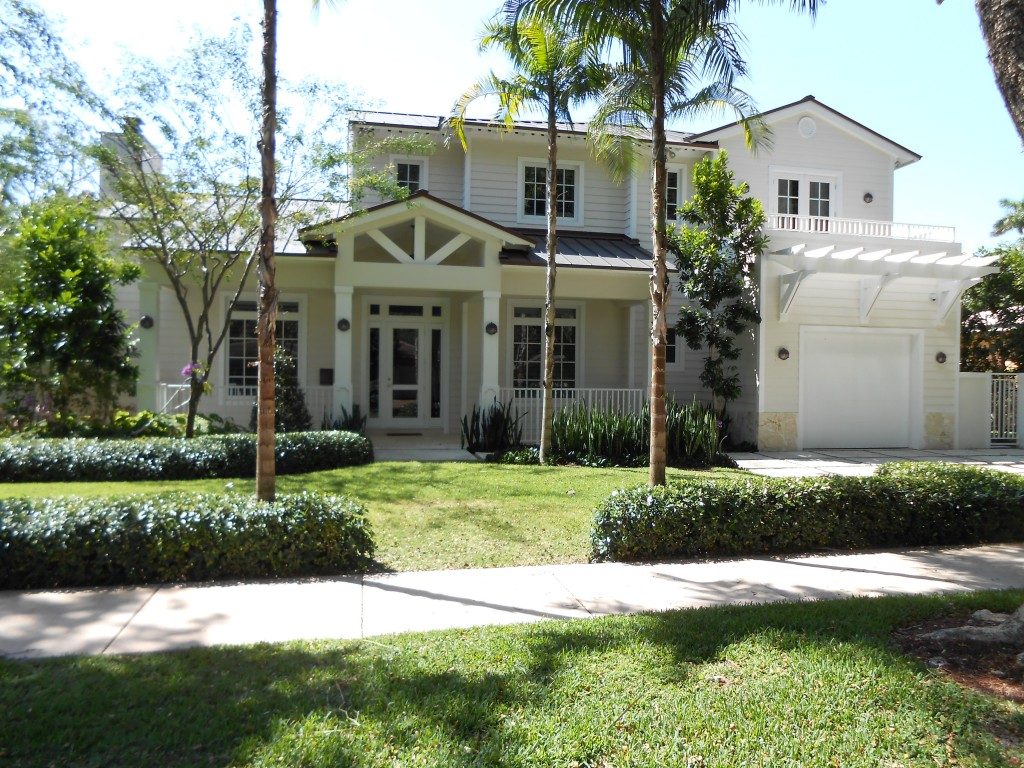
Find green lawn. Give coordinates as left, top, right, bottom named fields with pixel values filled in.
left=3, top=591, right=1023, bottom=767
left=0, top=462, right=747, bottom=572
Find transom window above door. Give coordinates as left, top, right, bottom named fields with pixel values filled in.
left=518, top=160, right=582, bottom=224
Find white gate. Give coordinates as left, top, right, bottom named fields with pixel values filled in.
left=991, top=373, right=1020, bottom=446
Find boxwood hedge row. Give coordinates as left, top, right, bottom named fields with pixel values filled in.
left=0, top=430, right=373, bottom=483
left=592, top=463, right=1024, bottom=562
left=0, top=491, right=375, bottom=589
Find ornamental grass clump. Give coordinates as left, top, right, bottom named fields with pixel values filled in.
left=592, top=462, right=1024, bottom=562
left=0, top=491, right=375, bottom=589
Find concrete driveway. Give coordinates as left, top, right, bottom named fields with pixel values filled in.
left=730, top=447, right=1024, bottom=477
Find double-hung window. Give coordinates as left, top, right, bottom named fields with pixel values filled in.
left=519, top=160, right=581, bottom=224
left=511, top=305, right=578, bottom=390
left=226, top=300, right=300, bottom=397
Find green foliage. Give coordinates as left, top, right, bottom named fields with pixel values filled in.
left=0, top=430, right=373, bottom=483
left=593, top=462, right=1024, bottom=562
left=4, top=409, right=243, bottom=438
left=322, top=404, right=367, bottom=435
left=0, top=490, right=375, bottom=589
left=249, top=347, right=312, bottom=433
left=671, top=152, right=766, bottom=414
left=961, top=199, right=1024, bottom=371
left=461, top=400, right=525, bottom=454
left=0, top=193, right=138, bottom=428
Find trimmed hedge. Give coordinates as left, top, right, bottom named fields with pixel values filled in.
left=0, top=430, right=373, bottom=483
left=0, top=491, right=375, bottom=589
left=592, top=462, right=1024, bottom=562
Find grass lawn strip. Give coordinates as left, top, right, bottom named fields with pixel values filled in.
left=0, top=462, right=747, bottom=572
left=2, top=591, right=1023, bottom=767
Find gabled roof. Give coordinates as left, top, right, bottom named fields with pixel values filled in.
left=350, top=110, right=717, bottom=149
left=689, top=95, right=922, bottom=168
left=301, top=190, right=532, bottom=247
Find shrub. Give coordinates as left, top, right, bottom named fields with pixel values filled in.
left=3, top=409, right=244, bottom=439
left=249, top=347, right=313, bottom=433
left=322, top=404, right=367, bottom=435
left=461, top=400, right=524, bottom=453
left=0, top=491, right=375, bottom=589
left=592, top=463, right=1024, bottom=562
left=0, top=430, right=373, bottom=483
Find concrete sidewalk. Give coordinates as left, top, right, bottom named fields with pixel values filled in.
left=4, top=543, right=1024, bottom=659
left=732, top=447, right=1024, bottom=477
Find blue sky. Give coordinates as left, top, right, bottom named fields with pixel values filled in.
left=40, top=0, right=1024, bottom=254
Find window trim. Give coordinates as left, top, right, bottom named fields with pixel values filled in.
left=516, top=157, right=584, bottom=226
left=769, top=166, right=842, bottom=218
left=219, top=293, right=308, bottom=402
left=666, top=164, right=688, bottom=222
left=504, top=299, right=585, bottom=390
left=389, top=154, right=430, bottom=193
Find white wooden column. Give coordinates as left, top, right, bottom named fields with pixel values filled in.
left=136, top=281, right=160, bottom=411
left=480, top=290, right=500, bottom=405
left=333, top=285, right=354, bottom=416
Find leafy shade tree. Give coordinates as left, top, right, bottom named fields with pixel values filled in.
left=449, top=15, right=606, bottom=464
left=671, top=152, right=766, bottom=422
left=249, top=346, right=312, bottom=433
left=961, top=199, right=1024, bottom=372
left=510, top=0, right=819, bottom=485
left=94, top=26, right=352, bottom=441
left=0, top=193, right=138, bottom=430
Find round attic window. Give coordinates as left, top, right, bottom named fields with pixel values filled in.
left=798, top=116, right=817, bottom=138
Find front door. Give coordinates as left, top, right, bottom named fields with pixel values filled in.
left=367, top=300, right=446, bottom=429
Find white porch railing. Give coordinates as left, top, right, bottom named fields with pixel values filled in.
left=158, top=383, right=190, bottom=414
left=306, top=385, right=334, bottom=426
left=767, top=214, right=957, bottom=243
left=498, top=387, right=648, bottom=445
left=991, top=373, right=1020, bottom=446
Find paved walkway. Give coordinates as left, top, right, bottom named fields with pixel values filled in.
left=731, top=447, right=1024, bottom=477
left=3, top=543, right=1024, bottom=659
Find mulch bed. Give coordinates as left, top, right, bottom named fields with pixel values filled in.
left=893, top=613, right=1024, bottom=704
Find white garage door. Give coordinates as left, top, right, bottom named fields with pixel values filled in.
left=801, top=331, right=913, bottom=449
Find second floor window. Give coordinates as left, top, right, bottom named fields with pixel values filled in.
left=523, top=165, right=576, bottom=220
left=667, top=171, right=681, bottom=220
left=777, top=178, right=800, bottom=215
left=396, top=162, right=422, bottom=193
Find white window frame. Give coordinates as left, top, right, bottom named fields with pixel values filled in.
left=666, top=164, right=688, bottom=222
left=390, top=154, right=429, bottom=193
left=516, top=157, right=584, bottom=226
left=769, top=166, right=843, bottom=218
left=505, top=299, right=585, bottom=390
left=219, top=293, right=307, bottom=402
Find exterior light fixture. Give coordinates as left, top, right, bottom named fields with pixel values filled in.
left=485, top=322, right=498, bottom=335
left=935, top=351, right=947, bottom=364
left=777, top=347, right=790, bottom=361
left=139, top=314, right=154, bottom=329
left=863, top=192, right=874, bottom=204
left=337, top=318, right=351, bottom=332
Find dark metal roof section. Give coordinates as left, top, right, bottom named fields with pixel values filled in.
left=502, top=229, right=655, bottom=271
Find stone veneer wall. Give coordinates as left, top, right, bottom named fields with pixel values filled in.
left=757, top=412, right=797, bottom=451
left=924, top=412, right=955, bottom=449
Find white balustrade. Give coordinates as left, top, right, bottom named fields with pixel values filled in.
left=497, top=387, right=648, bottom=444
left=767, top=214, right=956, bottom=243
left=157, top=383, right=190, bottom=414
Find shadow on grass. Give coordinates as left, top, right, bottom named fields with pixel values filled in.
left=3, top=591, right=1024, bottom=767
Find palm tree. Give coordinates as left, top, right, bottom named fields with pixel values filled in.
left=510, top=0, right=817, bottom=485
left=449, top=17, right=607, bottom=464
left=256, top=0, right=278, bottom=501
left=993, top=198, right=1024, bottom=236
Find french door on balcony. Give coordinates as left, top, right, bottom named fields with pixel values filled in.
left=366, top=300, right=446, bottom=430
left=774, top=173, right=837, bottom=231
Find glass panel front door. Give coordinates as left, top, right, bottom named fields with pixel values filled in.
left=391, top=327, right=419, bottom=419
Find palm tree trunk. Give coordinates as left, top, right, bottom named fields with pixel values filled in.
left=648, top=0, right=669, bottom=487
left=256, top=0, right=278, bottom=502
left=539, top=91, right=559, bottom=464
left=976, top=0, right=1024, bottom=145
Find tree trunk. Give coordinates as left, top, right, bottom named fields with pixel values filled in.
left=539, top=91, right=559, bottom=464
left=648, top=0, right=669, bottom=487
left=976, top=0, right=1024, bottom=145
left=185, top=377, right=202, bottom=438
left=256, top=0, right=278, bottom=502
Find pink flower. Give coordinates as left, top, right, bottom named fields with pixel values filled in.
left=181, top=362, right=201, bottom=378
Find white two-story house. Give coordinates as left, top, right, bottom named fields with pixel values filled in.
left=129, top=95, right=999, bottom=450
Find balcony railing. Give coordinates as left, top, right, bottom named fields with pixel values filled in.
left=767, top=214, right=956, bottom=243
left=498, top=387, right=648, bottom=444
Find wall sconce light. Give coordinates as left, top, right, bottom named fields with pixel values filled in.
left=777, top=347, right=790, bottom=361
left=863, top=192, right=874, bottom=204
left=935, top=351, right=947, bottom=364
left=139, top=314, right=154, bottom=329
left=485, top=322, right=498, bottom=335
left=336, top=318, right=351, bottom=332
